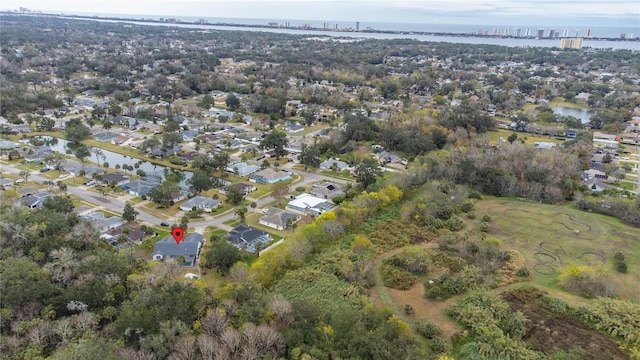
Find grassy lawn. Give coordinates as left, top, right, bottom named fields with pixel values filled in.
left=251, top=188, right=271, bottom=199
left=320, top=170, right=355, bottom=181
left=244, top=212, right=292, bottom=239
left=475, top=197, right=640, bottom=302
left=223, top=219, right=241, bottom=227
left=135, top=228, right=171, bottom=258
left=140, top=202, right=183, bottom=220
left=486, top=129, right=566, bottom=146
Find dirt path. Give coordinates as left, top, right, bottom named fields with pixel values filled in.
left=367, top=243, right=462, bottom=339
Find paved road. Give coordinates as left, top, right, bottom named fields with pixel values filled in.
left=1, top=159, right=356, bottom=235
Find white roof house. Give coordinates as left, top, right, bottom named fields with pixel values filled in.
left=179, top=196, right=222, bottom=212
left=286, top=193, right=335, bottom=215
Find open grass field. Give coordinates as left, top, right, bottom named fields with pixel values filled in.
left=486, top=128, right=566, bottom=146
left=477, top=198, right=640, bottom=302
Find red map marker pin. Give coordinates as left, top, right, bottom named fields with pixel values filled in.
left=171, top=227, right=184, bottom=244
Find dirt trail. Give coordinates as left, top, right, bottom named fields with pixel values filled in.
left=367, top=243, right=462, bottom=339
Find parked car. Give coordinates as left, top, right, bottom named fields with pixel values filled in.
left=39, top=168, right=50, bottom=173
left=58, top=174, right=68, bottom=179
left=160, top=222, right=170, bottom=226
left=84, top=180, right=97, bottom=186
left=15, top=179, right=25, bottom=184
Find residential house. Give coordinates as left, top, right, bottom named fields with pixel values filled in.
left=81, top=212, right=125, bottom=232
left=310, top=182, right=345, bottom=200
left=0, top=178, right=15, bottom=188
left=152, top=232, right=203, bottom=265
left=121, top=179, right=159, bottom=197
left=220, top=182, right=256, bottom=196
left=101, top=173, right=130, bottom=186
left=565, top=129, right=578, bottom=138
left=226, top=162, right=261, bottom=176
left=249, top=169, right=292, bottom=184
left=320, top=159, right=349, bottom=171
left=17, top=187, right=39, bottom=197
left=376, top=150, right=403, bottom=165
left=227, top=225, right=271, bottom=253
left=285, top=121, right=304, bottom=133
left=93, top=132, right=120, bottom=143
left=106, top=225, right=145, bottom=243
left=73, top=205, right=94, bottom=216
left=68, top=165, right=107, bottom=178
left=259, top=208, right=301, bottom=230
left=179, top=196, right=222, bottom=212
left=180, top=130, right=199, bottom=141
left=286, top=193, right=335, bottom=216
left=21, top=192, right=54, bottom=208
left=23, top=146, right=52, bottom=164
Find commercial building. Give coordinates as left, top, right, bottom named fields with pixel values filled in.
left=559, top=37, right=583, bottom=49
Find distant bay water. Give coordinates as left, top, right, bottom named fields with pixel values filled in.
left=57, top=12, right=640, bottom=50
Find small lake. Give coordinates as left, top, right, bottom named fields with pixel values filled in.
left=552, top=107, right=597, bottom=124
left=38, top=136, right=192, bottom=182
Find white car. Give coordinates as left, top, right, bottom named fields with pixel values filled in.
left=58, top=174, right=68, bottom=179
left=15, top=179, right=25, bottom=184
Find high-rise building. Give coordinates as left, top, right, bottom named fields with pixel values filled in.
left=525, top=28, right=531, bottom=37
left=537, top=29, right=545, bottom=38
left=504, top=28, right=509, bottom=35
left=586, top=29, right=593, bottom=37
left=563, top=28, right=569, bottom=37
left=514, top=28, right=521, bottom=37
left=548, top=29, right=555, bottom=38
left=575, top=29, right=580, bottom=37
left=356, top=22, right=359, bottom=31
left=560, top=37, right=583, bottom=49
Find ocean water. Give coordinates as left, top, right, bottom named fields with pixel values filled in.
left=66, top=11, right=639, bottom=39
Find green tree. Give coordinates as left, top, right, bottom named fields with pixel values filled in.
left=148, top=181, right=180, bottom=207
left=18, top=170, right=30, bottom=183
left=271, top=181, right=290, bottom=208
left=235, top=205, right=248, bottom=223
left=64, top=118, right=91, bottom=142
left=226, top=184, right=245, bottom=205
left=75, top=145, right=91, bottom=163
left=355, top=157, right=382, bottom=190
left=161, top=132, right=182, bottom=154
left=187, top=171, right=217, bottom=194
left=260, top=130, right=288, bottom=159
left=507, top=132, right=518, bottom=144
left=202, top=241, right=243, bottom=274
left=225, top=93, right=240, bottom=110
left=44, top=152, right=66, bottom=171
left=122, top=202, right=139, bottom=223
left=298, top=143, right=321, bottom=170
left=92, top=148, right=106, bottom=165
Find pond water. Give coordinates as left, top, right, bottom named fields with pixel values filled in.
left=552, top=107, right=597, bottom=124
left=38, top=136, right=192, bottom=181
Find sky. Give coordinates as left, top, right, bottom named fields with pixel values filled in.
left=2, top=0, right=639, bottom=27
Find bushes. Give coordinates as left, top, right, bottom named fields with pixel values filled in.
left=559, top=265, right=614, bottom=298
left=380, top=264, right=417, bottom=290
left=580, top=297, right=640, bottom=346
left=516, top=267, right=531, bottom=278
left=415, top=321, right=441, bottom=339
left=384, top=247, right=429, bottom=275
left=613, top=252, right=628, bottom=273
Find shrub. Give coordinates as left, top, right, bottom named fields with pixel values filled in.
left=466, top=212, right=477, bottom=219
left=446, top=217, right=465, bottom=231
left=478, top=222, right=489, bottom=233
left=516, top=267, right=530, bottom=278
left=545, top=297, right=569, bottom=315
left=403, top=304, right=414, bottom=316
left=380, top=264, right=417, bottom=290
left=613, top=252, right=625, bottom=262
left=559, top=265, right=614, bottom=298
left=468, top=190, right=482, bottom=199
left=416, top=321, right=441, bottom=339
left=615, top=261, right=628, bottom=273
left=458, top=200, right=474, bottom=213
left=429, top=336, right=446, bottom=353
left=482, top=214, right=491, bottom=222
left=385, top=247, right=429, bottom=274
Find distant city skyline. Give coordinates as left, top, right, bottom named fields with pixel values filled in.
left=2, top=0, right=640, bottom=27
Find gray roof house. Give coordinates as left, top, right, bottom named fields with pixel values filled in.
left=21, top=192, right=54, bottom=209
left=249, top=169, right=292, bottom=184
left=259, top=208, right=301, bottom=231
left=152, top=232, right=203, bottom=265
left=81, top=212, right=124, bottom=232
left=0, top=178, right=14, bottom=187
left=179, top=196, right=222, bottom=212
left=227, top=225, right=272, bottom=253
left=226, top=162, right=261, bottom=177
left=121, top=179, right=159, bottom=197
left=93, top=132, right=120, bottom=143
left=68, top=165, right=107, bottom=178
left=310, top=182, right=345, bottom=200
left=101, top=173, right=130, bottom=186
left=320, top=159, right=349, bottom=171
